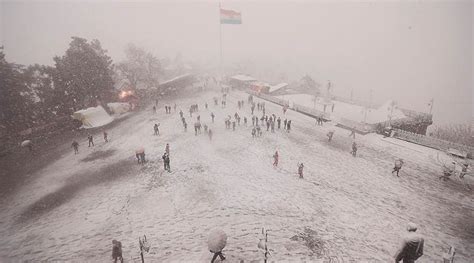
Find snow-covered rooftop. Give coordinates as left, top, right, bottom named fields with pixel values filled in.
left=269, top=83, right=288, bottom=93
left=277, top=94, right=407, bottom=124
left=159, top=73, right=192, bottom=86
left=230, top=74, right=256, bottom=82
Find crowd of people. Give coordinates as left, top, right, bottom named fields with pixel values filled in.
left=64, top=87, right=473, bottom=263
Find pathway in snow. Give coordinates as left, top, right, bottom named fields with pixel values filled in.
left=0, top=90, right=472, bottom=262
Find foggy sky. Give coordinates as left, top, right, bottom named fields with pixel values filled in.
left=1, top=0, right=472, bottom=126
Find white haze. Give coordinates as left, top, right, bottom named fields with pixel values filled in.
left=1, top=0, right=472, bottom=125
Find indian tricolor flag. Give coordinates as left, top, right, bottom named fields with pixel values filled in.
left=220, top=8, right=242, bottom=24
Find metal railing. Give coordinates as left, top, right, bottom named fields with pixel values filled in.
left=393, top=128, right=474, bottom=156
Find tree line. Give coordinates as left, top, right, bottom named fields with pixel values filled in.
left=0, top=37, right=167, bottom=137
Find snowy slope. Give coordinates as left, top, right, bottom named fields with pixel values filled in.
left=0, top=91, right=472, bottom=262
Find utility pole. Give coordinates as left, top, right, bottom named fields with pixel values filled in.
left=218, top=2, right=223, bottom=84
left=369, top=89, right=373, bottom=108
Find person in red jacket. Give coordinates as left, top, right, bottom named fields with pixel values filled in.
left=394, top=222, right=424, bottom=263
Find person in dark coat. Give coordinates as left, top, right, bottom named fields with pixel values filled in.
left=87, top=134, right=94, bottom=147
left=277, top=117, right=281, bottom=129
left=211, top=251, right=226, bottom=263
left=351, top=142, right=357, bottom=157
left=394, top=223, right=424, bottom=263
left=112, top=239, right=123, bottom=263
left=103, top=131, right=108, bottom=142
left=72, top=140, right=79, bottom=154
left=298, top=163, right=304, bottom=178
left=162, top=152, right=170, bottom=172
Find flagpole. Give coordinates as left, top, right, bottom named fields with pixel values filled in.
left=429, top=98, right=434, bottom=114
left=219, top=2, right=223, bottom=83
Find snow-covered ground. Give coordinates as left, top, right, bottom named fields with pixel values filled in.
left=0, top=90, right=473, bottom=262
left=276, top=93, right=406, bottom=124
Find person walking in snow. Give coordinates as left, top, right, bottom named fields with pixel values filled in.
left=162, top=152, right=170, bottom=172
left=257, top=125, right=262, bottom=137
left=111, top=239, right=123, bottom=263
left=154, top=123, right=160, bottom=136
left=103, top=131, right=109, bottom=142
left=287, top=120, right=292, bottom=133
left=351, top=141, right=357, bottom=157
left=271, top=120, right=275, bottom=133
left=244, top=117, right=247, bottom=126
left=208, top=129, right=213, bottom=141
left=327, top=130, right=334, bottom=142
left=266, top=119, right=270, bottom=131
left=179, top=110, right=184, bottom=118
left=205, top=102, right=208, bottom=110
left=232, top=121, right=236, bottom=131
left=393, top=222, right=424, bottom=263
left=349, top=127, right=356, bottom=139
left=273, top=151, right=279, bottom=167
left=284, top=119, right=288, bottom=130
left=392, top=159, right=404, bottom=177
left=165, top=143, right=170, bottom=155
left=211, top=112, right=215, bottom=123
left=194, top=122, right=200, bottom=135
left=252, top=127, right=257, bottom=138
left=87, top=134, right=94, bottom=147
left=277, top=117, right=281, bottom=129
left=183, top=121, right=187, bottom=132
left=298, top=163, right=304, bottom=178
left=152, top=105, right=156, bottom=114
left=72, top=140, right=79, bottom=154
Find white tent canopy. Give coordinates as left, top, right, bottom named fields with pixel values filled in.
left=72, top=106, right=114, bottom=129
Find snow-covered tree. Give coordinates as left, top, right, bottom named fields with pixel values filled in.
left=116, top=44, right=162, bottom=90
left=0, top=47, right=34, bottom=132
left=53, top=37, right=115, bottom=113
